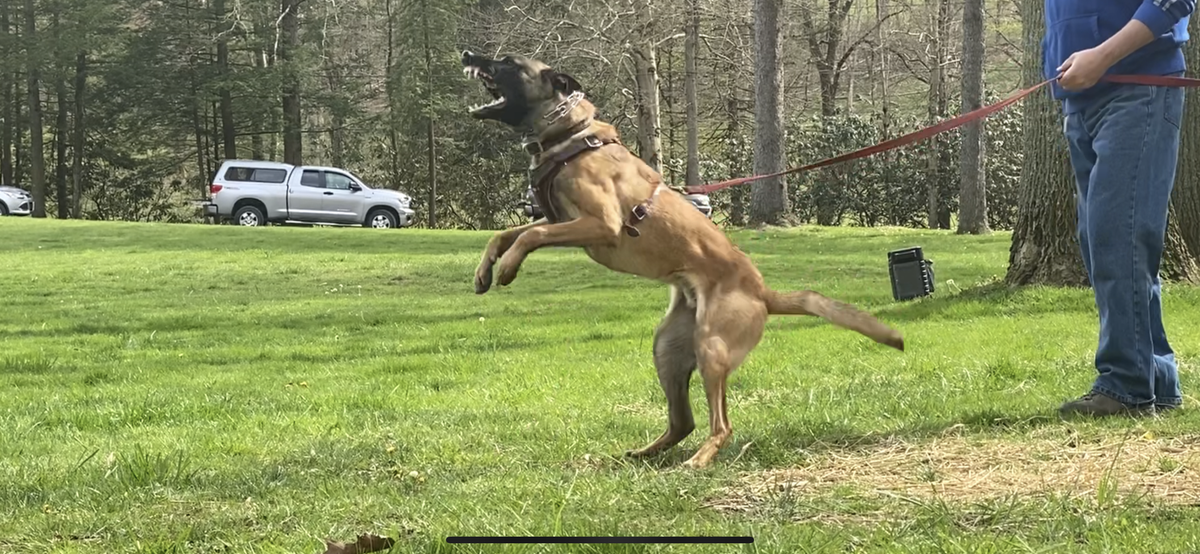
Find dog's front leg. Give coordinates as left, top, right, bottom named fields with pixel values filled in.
left=476, top=218, right=548, bottom=294
left=495, top=216, right=620, bottom=287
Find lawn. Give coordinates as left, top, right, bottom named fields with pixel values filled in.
left=2, top=217, right=1199, bottom=553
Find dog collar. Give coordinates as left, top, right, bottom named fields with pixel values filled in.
left=522, top=118, right=593, bottom=156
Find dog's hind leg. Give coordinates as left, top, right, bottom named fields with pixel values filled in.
left=682, top=288, right=767, bottom=469
left=626, top=285, right=698, bottom=459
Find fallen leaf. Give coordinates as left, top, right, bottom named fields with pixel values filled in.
left=322, top=533, right=394, bottom=554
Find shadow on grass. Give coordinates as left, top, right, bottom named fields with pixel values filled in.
left=735, top=407, right=1062, bottom=466
left=868, top=281, right=1093, bottom=323
left=609, top=409, right=1063, bottom=472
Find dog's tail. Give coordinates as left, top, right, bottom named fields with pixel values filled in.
left=764, top=289, right=904, bottom=351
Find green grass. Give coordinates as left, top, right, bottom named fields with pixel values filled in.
left=1, top=218, right=1199, bottom=553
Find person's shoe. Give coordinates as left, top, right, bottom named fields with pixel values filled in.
left=1058, top=392, right=1155, bottom=418
left=1155, top=402, right=1181, bottom=415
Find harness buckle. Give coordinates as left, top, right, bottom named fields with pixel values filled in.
left=631, top=204, right=648, bottom=221
left=584, top=136, right=603, bottom=148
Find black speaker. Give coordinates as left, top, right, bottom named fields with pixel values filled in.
left=888, top=246, right=935, bottom=301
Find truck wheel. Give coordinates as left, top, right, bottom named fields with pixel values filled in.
left=365, top=208, right=397, bottom=229
left=234, top=205, right=266, bottom=227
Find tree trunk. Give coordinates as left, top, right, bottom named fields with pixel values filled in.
left=12, top=75, right=22, bottom=181
left=54, top=64, right=68, bottom=218
left=874, top=0, right=890, bottom=137
left=1, top=0, right=11, bottom=186
left=191, top=95, right=207, bottom=197
left=1161, top=205, right=1200, bottom=283
left=749, top=0, right=787, bottom=225
left=249, top=44, right=266, bottom=160
left=726, top=96, right=745, bottom=226
left=215, top=0, right=236, bottom=160
left=926, top=0, right=949, bottom=229
left=24, top=0, right=45, bottom=218
left=799, top=0, right=854, bottom=118
left=385, top=0, right=401, bottom=190
left=264, top=38, right=278, bottom=161
left=280, top=0, right=302, bottom=165
left=1172, top=15, right=1200, bottom=256
left=421, top=0, right=436, bottom=228
left=957, top=0, right=989, bottom=234
left=683, top=0, right=700, bottom=189
left=1005, top=0, right=1087, bottom=286
left=71, top=51, right=84, bottom=218
left=631, top=0, right=663, bottom=175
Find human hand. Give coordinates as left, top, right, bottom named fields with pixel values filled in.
left=1057, top=48, right=1114, bottom=91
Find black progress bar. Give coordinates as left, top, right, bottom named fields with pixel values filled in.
left=446, top=536, right=753, bottom=544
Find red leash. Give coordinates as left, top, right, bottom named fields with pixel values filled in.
left=686, top=74, right=1200, bottom=195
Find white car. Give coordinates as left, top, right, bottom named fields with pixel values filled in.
left=0, top=185, right=33, bottom=216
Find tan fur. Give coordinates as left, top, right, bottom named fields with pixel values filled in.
left=469, top=54, right=904, bottom=469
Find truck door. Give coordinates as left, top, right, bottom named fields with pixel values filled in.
left=288, top=169, right=328, bottom=220
left=320, top=171, right=366, bottom=223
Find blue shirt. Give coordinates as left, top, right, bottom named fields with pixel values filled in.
left=1043, top=0, right=1195, bottom=112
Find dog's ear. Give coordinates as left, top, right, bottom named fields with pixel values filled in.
left=543, top=69, right=583, bottom=94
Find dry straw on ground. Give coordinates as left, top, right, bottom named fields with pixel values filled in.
left=706, top=431, right=1200, bottom=513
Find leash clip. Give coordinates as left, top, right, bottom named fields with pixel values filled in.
left=522, top=140, right=544, bottom=155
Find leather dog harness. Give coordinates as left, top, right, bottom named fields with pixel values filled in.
left=526, top=133, right=662, bottom=237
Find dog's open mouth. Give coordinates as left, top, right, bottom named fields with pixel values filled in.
left=463, top=65, right=505, bottom=114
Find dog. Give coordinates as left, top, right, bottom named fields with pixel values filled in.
left=461, top=51, right=904, bottom=469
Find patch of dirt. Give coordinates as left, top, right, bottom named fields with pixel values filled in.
left=706, top=432, right=1200, bottom=512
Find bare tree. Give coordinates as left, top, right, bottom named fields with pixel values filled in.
left=631, top=0, right=663, bottom=172
left=957, top=0, right=988, bottom=234
left=421, top=0, right=436, bottom=227
left=683, top=0, right=700, bottom=189
left=280, top=0, right=302, bottom=165
left=24, top=0, right=45, bottom=217
left=925, top=0, right=950, bottom=229
left=215, top=0, right=236, bottom=160
left=71, top=51, right=84, bottom=218
left=1, top=0, right=11, bottom=186
left=749, top=0, right=787, bottom=225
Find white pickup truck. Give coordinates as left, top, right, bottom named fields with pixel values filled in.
left=204, top=160, right=416, bottom=228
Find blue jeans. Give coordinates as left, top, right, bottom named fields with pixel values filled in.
left=1063, top=82, right=1184, bottom=409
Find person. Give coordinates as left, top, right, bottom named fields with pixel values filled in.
left=1045, top=0, right=1195, bottom=417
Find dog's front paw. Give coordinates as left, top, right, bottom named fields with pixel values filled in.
left=474, top=259, right=495, bottom=294
left=495, top=250, right=525, bottom=287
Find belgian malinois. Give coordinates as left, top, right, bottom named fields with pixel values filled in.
left=462, top=51, right=904, bottom=469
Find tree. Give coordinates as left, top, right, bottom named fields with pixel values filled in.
left=214, top=0, right=235, bottom=160
left=24, top=0, right=45, bottom=218
left=632, top=0, right=663, bottom=172
left=749, top=0, right=787, bottom=225
left=1, top=0, right=11, bottom=186
left=1005, top=0, right=1087, bottom=286
left=957, top=0, right=989, bottom=234
left=925, top=0, right=951, bottom=229
left=280, top=0, right=302, bottom=166
left=683, top=0, right=700, bottom=190
left=71, top=51, right=84, bottom=218
left=1173, top=14, right=1200, bottom=256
